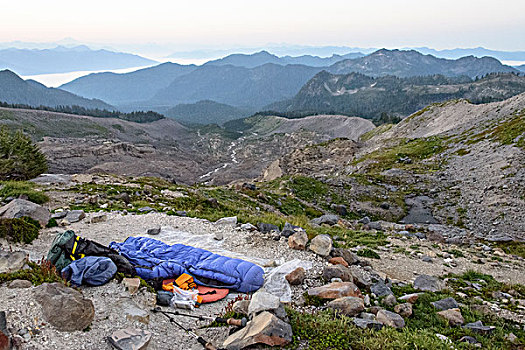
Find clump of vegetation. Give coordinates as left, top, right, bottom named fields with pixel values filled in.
left=0, top=127, right=48, bottom=180
left=0, top=217, right=40, bottom=243
left=0, top=259, right=66, bottom=286
left=0, top=180, right=49, bottom=204
left=494, top=241, right=525, bottom=259
left=357, top=248, right=381, bottom=259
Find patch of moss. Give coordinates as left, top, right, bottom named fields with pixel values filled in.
left=0, top=260, right=66, bottom=286
left=0, top=180, right=49, bottom=204
left=0, top=217, right=40, bottom=243
left=356, top=248, right=381, bottom=259
left=494, top=241, right=525, bottom=259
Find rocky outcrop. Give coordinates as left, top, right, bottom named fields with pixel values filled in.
left=0, top=199, right=50, bottom=226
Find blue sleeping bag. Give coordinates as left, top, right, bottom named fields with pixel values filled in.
left=109, top=237, right=264, bottom=293
left=61, top=256, right=117, bottom=286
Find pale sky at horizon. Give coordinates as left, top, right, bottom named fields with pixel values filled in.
left=1, top=0, right=524, bottom=52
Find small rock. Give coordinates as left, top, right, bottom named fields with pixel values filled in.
left=437, top=308, right=464, bottom=326
left=352, top=318, right=383, bottom=330
left=123, top=278, right=141, bottom=295
left=308, top=282, right=362, bottom=300
left=34, top=283, right=95, bottom=331
left=247, top=291, right=281, bottom=317
left=504, top=333, right=517, bottom=343
left=413, top=275, right=443, bottom=292
left=330, top=204, right=347, bottom=216
left=0, top=251, right=27, bottom=273
left=215, top=216, right=237, bottom=226
left=327, top=296, right=364, bottom=316
left=371, top=281, right=393, bottom=297
left=257, top=222, right=280, bottom=233
left=232, top=300, right=250, bottom=315
left=108, top=328, right=152, bottom=350
left=322, top=265, right=352, bottom=282
left=328, top=257, right=349, bottom=267
left=311, top=214, right=340, bottom=226
left=91, top=214, right=107, bottom=223
left=138, top=206, right=154, bottom=213
left=358, top=216, right=371, bottom=225
left=65, top=210, right=86, bottom=223
left=222, top=312, right=292, bottom=350
left=394, top=303, right=413, bottom=318
left=382, top=294, right=397, bottom=307
left=288, top=231, right=308, bottom=250
left=175, top=210, right=187, bottom=217
left=240, top=223, right=257, bottom=231
left=398, top=293, right=421, bottom=304
left=280, top=222, right=304, bottom=238
left=331, top=248, right=359, bottom=265
left=122, top=302, right=150, bottom=324
left=285, top=267, right=305, bottom=285
left=309, top=234, right=333, bottom=256
left=376, top=310, right=405, bottom=328
left=214, top=231, right=224, bottom=241
left=462, top=321, right=496, bottom=334
left=431, top=297, right=458, bottom=311
left=459, top=336, right=481, bottom=345
left=146, top=227, right=161, bottom=235
left=51, top=211, right=67, bottom=219
left=7, top=279, right=32, bottom=289
left=421, top=255, right=433, bottom=263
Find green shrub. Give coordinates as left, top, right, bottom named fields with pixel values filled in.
left=46, top=218, right=58, bottom=228
left=0, top=217, right=40, bottom=243
left=0, top=181, right=49, bottom=204
left=0, top=128, right=48, bottom=181
left=0, top=259, right=66, bottom=286
left=357, top=248, right=381, bottom=259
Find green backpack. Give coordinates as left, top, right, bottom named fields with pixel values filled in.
left=46, top=230, right=76, bottom=272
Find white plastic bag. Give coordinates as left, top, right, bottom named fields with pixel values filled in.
left=263, top=259, right=313, bottom=303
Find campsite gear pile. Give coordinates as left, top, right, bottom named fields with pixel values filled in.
left=45, top=230, right=265, bottom=350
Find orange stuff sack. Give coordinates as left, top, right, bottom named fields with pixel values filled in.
left=197, top=286, right=229, bottom=304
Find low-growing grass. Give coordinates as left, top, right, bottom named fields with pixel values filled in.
left=0, top=259, right=66, bottom=286
left=0, top=217, right=40, bottom=243
left=357, top=248, right=381, bottom=259
left=0, top=180, right=49, bottom=204
left=495, top=241, right=525, bottom=259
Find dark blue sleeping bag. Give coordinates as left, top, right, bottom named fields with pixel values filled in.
left=109, top=236, right=264, bottom=293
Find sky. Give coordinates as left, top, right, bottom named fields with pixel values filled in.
left=1, top=0, right=524, bottom=54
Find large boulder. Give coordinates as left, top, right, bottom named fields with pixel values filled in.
left=64, top=210, right=85, bottom=223
left=309, top=234, right=333, bottom=256
left=327, top=296, right=364, bottom=316
left=0, top=251, right=27, bottom=273
left=322, top=265, right=352, bottom=282
left=431, top=297, right=458, bottom=311
left=413, top=275, right=444, bottom=292
left=34, top=283, right=94, bottom=332
left=223, top=312, right=292, bottom=350
left=437, top=308, right=464, bottom=326
left=308, top=282, right=362, bottom=300
left=371, top=281, right=393, bottom=297
left=248, top=291, right=281, bottom=317
left=331, top=248, right=359, bottom=265
left=0, top=199, right=50, bottom=226
left=348, top=265, right=372, bottom=289
left=376, top=310, right=405, bottom=328
left=258, top=223, right=280, bottom=234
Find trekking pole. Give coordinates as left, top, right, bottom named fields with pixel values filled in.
left=152, top=308, right=221, bottom=350
left=153, top=307, right=247, bottom=327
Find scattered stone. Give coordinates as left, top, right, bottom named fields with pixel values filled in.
left=358, top=216, right=371, bottom=225
left=65, top=210, right=86, bottom=223
left=137, top=207, right=154, bottom=213
left=394, top=303, right=413, bottom=318
left=223, top=312, right=292, bottom=350
left=437, top=308, right=464, bottom=326
left=322, top=265, right=352, bottom=282
left=330, top=204, right=347, bottom=216
left=214, top=231, right=224, bottom=241
left=123, top=278, right=141, bottom=295
left=34, top=283, right=95, bottom=331
left=146, top=227, right=161, bottom=235
left=398, top=293, right=421, bottom=304
left=285, top=267, right=305, bottom=285
left=309, top=234, right=333, bottom=256
left=352, top=318, right=383, bottom=330
left=463, top=321, right=496, bottom=334
left=175, top=210, right=187, bottom=217
left=0, top=251, right=27, bottom=273
left=280, top=222, right=304, bottom=238
left=459, top=336, right=481, bottom=345
left=413, top=275, right=443, bottom=292
left=328, top=256, right=349, bottom=267
left=0, top=198, right=50, bottom=226
left=421, top=255, right=433, bottom=263
left=371, top=281, right=393, bottom=297
left=51, top=211, right=67, bottom=219
left=376, top=310, right=405, bottom=328
left=382, top=294, right=397, bottom=307
left=91, top=214, right=107, bottom=223
left=308, top=282, right=362, bottom=300
left=369, top=306, right=383, bottom=315
left=257, top=223, right=280, bottom=233
left=108, top=328, right=152, bottom=350
left=7, top=279, right=32, bottom=289
left=327, top=296, right=364, bottom=316
left=248, top=291, right=282, bottom=317
left=431, top=297, right=458, bottom=311
left=115, top=192, right=131, bottom=204
left=232, top=300, right=250, bottom=315
left=288, top=231, right=308, bottom=250
left=311, top=214, right=340, bottom=226
left=504, top=333, right=517, bottom=343
left=331, top=248, right=359, bottom=265
left=436, top=334, right=452, bottom=343
left=240, top=223, right=257, bottom=231
left=122, top=301, right=150, bottom=324
left=215, top=216, right=237, bottom=226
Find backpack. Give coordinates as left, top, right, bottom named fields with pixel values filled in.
left=46, top=230, right=76, bottom=272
